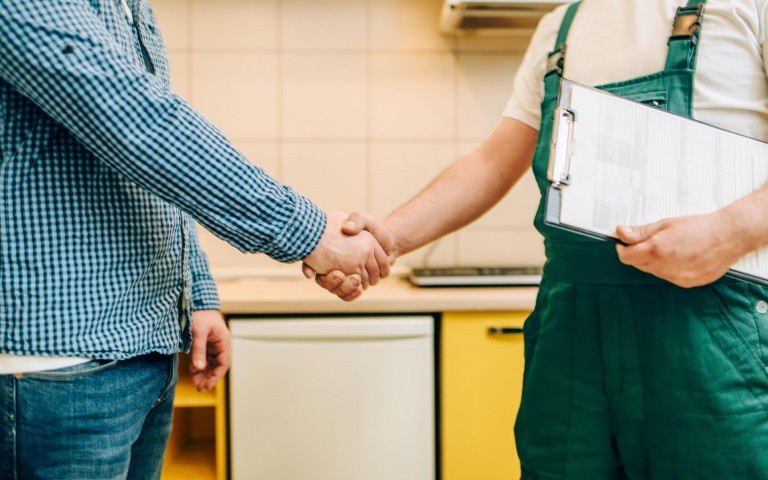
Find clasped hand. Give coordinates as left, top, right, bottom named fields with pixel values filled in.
left=616, top=210, right=748, bottom=288
left=302, top=211, right=396, bottom=301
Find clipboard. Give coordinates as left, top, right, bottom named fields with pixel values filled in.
left=544, top=78, right=768, bottom=287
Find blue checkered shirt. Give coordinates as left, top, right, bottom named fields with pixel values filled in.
left=0, top=0, right=326, bottom=359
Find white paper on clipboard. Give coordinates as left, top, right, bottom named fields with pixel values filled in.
left=545, top=79, right=768, bottom=286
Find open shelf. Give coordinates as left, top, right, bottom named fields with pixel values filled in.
left=175, top=380, right=217, bottom=407
left=162, top=438, right=216, bottom=480
left=162, top=354, right=227, bottom=480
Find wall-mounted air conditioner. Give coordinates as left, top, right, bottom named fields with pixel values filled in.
left=440, top=0, right=575, bottom=35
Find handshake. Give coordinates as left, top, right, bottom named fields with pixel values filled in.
left=302, top=211, right=397, bottom=302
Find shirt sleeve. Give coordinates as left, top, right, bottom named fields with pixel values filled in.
left=188, top=219, right=221, bottom=312
left=762, top=1, right=768, bottom=81
left=502, top=6, right=569, bottom=130
left=0, top=0, right=326, bottom=264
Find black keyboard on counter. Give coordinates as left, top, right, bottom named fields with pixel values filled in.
left=408, top=266, right=543, bottom=287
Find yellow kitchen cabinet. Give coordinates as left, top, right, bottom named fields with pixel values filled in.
left=161, top=354, right=227, bottom=480
left=441, top=311, right=529, bottom=480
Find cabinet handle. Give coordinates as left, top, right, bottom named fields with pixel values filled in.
left=487, top=326, right=523, bottom=336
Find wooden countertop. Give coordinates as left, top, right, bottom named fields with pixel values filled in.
left=216, top=276, right=538, bottom=314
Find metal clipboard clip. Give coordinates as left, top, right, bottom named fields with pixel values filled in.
left=547, top=107, right=575, bottom=188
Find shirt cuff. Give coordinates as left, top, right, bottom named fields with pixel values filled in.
left=262, top=188, right=327, bottom=263
left=191, top=274, right=221, bottom=311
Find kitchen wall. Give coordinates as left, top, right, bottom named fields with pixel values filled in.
left=151, top=0, right=546, bottom=276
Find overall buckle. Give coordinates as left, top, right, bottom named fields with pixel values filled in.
left=546, top=45, right=567, bottom=77
left=668, top=4, right=705, bottom=45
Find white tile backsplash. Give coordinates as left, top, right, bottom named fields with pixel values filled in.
left=369, top=142, right=455, bottom=218
left=457, top=228, right=545, bottom=267
left=190, top=53, right=278, bottom=139
left=282, top=53, right=367, bottom=139
left=166, top=52, right=190, bottom=98
left=457, top=33, right=532, bottom=53
left=190, top=0, right=278, bottom=50
left=370, top=0, right=453, bottom=52
left=370, top=53, right=455, bottom=140
left=281, top=0, right=368, bottom=50
left=150, top=0, right=189, bottom=51
left=282, top=142, right=368, bottom=213
left=457, top=53, right=523, bottom=140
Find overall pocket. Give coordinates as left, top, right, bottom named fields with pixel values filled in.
left=701, top=278, right=768, bottom=408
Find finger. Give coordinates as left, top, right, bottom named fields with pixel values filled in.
left=363, top=250, right=380, bottom=288
left=616, top=243, right=641, bottom=266
left=329, top=274, right=361, bottom=297
left=190, top=326, right=209, bottom=372
left=616, top=220, right=666, bottom=245
left=192, top=344, right=230, bottom=391
left=373, top=244, right=390, bottom=281
left=359, top=264, right=371, bottom=289
left=616, top=244, right=630, bottom=264
left=200, top=363, right=229, bottom=391
left=617, top=240, right=659, bottom=266
left=314, top=270, right=346, bottom=291
left=617, top=241, right=663, bottom=276
left=340, top=287, right=364, bottom=302
left=302, top=263, right=316, bottom=279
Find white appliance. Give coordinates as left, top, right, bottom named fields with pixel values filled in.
left=440, top=0, right=576, bottom=34
left=229, top=316, right=435, bottom=480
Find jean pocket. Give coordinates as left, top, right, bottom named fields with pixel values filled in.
left=154, top=353, right=178, bottom=406
left=24, top=359, right=119, bottom=380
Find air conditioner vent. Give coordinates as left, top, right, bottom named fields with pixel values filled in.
left=440, top=0, right=574, bottom=35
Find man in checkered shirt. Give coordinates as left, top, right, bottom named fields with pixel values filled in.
left=0, top=1, right=390, bottom=478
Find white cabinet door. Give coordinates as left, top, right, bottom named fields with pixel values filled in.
left=230, top=317, right=435, bottom=480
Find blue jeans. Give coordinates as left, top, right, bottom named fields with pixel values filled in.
left=0, top=352, right=177, bottom=480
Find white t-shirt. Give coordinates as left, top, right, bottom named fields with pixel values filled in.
left=503, top=0, right=768, bottom=141
left=0, top=354, right=90, bottom=375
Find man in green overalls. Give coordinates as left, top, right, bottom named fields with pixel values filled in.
left=309, top=0, right=768, bottom=477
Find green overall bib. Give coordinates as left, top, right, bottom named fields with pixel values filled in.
left=516, top=1, right=768, bottom=478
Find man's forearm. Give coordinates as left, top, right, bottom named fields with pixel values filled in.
left=384, top=118, right=538, bottom=256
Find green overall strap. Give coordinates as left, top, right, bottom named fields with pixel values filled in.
left=543, top=1, right=581, bottom=96
left=664, top=0, right=707, bottom=71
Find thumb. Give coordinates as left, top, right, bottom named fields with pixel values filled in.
left=301, top=262, right=316, bottom=279
left=342, top=213, right=395, bottom=255
left=341, top=212, right=367, bottom=235
left=190, top=323, right=209, bottom=371
left=616, top=221, right=664, bottom=245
